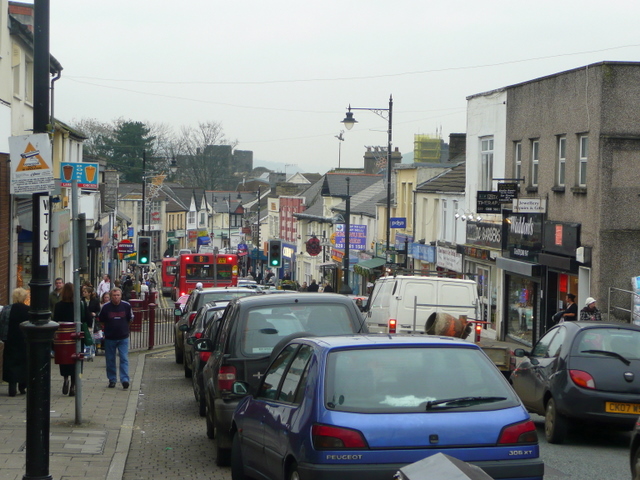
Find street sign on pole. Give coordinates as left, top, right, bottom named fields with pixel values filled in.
left=9, top=134, right=54, bottom=194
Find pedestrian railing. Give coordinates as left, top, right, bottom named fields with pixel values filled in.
left=129, top=296, right=176, bottom=351
left=607, top=286, right=640, bottom=324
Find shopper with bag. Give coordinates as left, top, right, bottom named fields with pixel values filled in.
left=82, top=286, right=101, bottom=359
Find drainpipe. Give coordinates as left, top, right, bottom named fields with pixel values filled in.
left=50, top=70, right=62, bottom=128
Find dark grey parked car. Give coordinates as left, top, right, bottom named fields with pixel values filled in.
left=511, top=321, right=640, bottom=444
left=173, top=287, right=260, bottom=364
left=195, top=292, right=368, bottom=466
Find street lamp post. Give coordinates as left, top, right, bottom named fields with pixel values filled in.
left=341, top=95, right=393, bottom=257
left=339, top=177, right=352, bottom=294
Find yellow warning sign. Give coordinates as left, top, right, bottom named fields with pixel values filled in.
left=16, top=143, right=50, bottom=171
left=9, top=133, right=54, bottom=194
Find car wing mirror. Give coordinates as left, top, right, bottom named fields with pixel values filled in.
left=232, top=381, right=251, bottom=396
left=179, top=324, right=189, bottom=332
left=193, top=338, right=214, bottom=352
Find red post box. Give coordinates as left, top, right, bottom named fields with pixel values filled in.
left=53, top=322, right=78, bottom=365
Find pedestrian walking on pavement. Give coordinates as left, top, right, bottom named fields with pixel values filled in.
left=99, top=288, right=134, bottom=389
left=49, top=277, right=64, bottom=321
left=323, top=283, right=334, bottom=292
left=307, top=279, right=319, bottom=292
left=54, top=283, right=83, bottom=396
left=96, top=274, right=111, bottom=300
left=1, top=288, right=29, bottom=397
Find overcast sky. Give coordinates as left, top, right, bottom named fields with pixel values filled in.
left=45, top=0, right=640, bottom=175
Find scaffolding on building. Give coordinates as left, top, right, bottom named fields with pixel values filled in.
left=414, top=134, right=442, bottom=163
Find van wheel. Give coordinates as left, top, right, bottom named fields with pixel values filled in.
left=216, top=445, right=231, bottom=466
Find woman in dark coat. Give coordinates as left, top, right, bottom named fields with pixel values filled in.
left=54, top=283, right=84, bottom=396
left=2, top=288, right=30, bottom=396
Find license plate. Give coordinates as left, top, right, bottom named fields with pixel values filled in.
left=605, top=402, right=640, bottom=414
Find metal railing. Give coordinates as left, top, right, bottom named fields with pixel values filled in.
left=128, top=305, right=175, bottom=351
left=607, top=287, right=640, bottom=323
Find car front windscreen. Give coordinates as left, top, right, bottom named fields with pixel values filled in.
left=241, top=303, right=357, bottom=356
left=324, top=346, right=519, bottom=413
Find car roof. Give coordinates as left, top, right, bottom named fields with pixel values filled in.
left=197, top=287, right=255, bottom=294
left=202, top=300, right=230, bottom=310
left=232, top=292, right=356, bottom=306
left=558, top=321, right=640, bottom=332
left=289, top=334, right=481, bottom=350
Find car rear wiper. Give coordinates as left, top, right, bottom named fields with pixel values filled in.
left=580, top=349, right=631, bottom=365
left=426, top=396, right=507, bottom=410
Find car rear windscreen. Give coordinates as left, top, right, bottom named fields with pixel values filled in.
left=241, top=304, right=357, bottom=355
left=325, top=346, right=518, bottom=413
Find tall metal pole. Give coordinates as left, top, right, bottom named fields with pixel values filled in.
left=141, top=149, right=146, bottom=236
left=339, top=177, right=352, bottom=294
left=22, top=2, right=58, bottom=479
left=72, top=179, right=83, bottom=423
left=228, top=193, right=232, bottom=250
left=386, top=95, right=393, bottom=255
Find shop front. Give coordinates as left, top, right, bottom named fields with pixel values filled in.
left=538, top=221, right=582, bottom=332
left=497, top=211, right=544, bottom=346
left=463, top=221, right=502, bottom=327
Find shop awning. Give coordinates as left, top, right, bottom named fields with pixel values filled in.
left=354, top=257, right=386, bottom=276
left=318, top=261, right=337, bottom=269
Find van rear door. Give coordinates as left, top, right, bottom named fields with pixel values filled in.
left=366, top=279, right=395, bottom=333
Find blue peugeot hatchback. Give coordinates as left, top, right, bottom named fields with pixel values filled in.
left=230, top=335, right=544, bottom=480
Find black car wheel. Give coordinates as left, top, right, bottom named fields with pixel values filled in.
left=174, top=345, right=183, bottom=364
left=288, top=461, right=300, bottom=480
left=198, top=391, right=207, bottom=417
left=216, top=445, right=231, bottom=467
left=184, top=360, right=192, bottom=378
left=545, top=397, right=568, bottom=444
left=632, top=443, right=640, bottom=480
left=231, top=433, right=246, bottom=480
left=206, top=403, right=215, bottom=439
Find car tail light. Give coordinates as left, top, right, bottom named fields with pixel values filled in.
left=181, top=291, right=186, bottom=297
left=218, top=365, right=237, bottom=391
left=497, top=420, right=538, bottom=444
left=195, top=332, right=203, bottom=339
left=388, top=319, right=397, bottom=334
left=475, top=323, right=482, bottom=342
left=570, top=369, right=596, bottom=389
left=199, top=352, right=211, bottom=363
left=312, top=424, right=367, bottom=450
left=188, top=312, right=197, bottom=326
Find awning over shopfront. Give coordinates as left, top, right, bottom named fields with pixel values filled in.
left=354, top=257, right=386, bottom=276
left=318, top=261, right=337, bottom=269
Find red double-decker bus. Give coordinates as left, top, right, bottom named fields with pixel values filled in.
left=161, top=257, right=177, bottom=297
left=172, top=253, right=239, bottom=299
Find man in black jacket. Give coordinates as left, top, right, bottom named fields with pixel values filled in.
left=99, top=288, right=134, bottom=389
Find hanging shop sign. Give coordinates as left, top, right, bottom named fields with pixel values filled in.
left=504, top=212, right=543, bottom=262
left=476, top=191, right=501, bottom=214
left=498, top=183, right=519, bottom=202
left=306, top=236, right=322, bottom=256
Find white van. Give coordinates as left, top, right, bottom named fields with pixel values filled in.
left=365, top=275, right=480, bottom=335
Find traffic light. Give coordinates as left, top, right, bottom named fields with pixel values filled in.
left=268, top=239, right=282, bottom=268
left=138, top=236, right=152, bottom=265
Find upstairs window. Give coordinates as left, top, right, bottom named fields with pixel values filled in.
left=514, top=142, right=522, bottom=181
left=557, top=137, right=566, bottom=187
left=480, top=137, right=494, bottom=191
left=531, top=140, right=540, bottom=187
left=578, top=136, right=588, bottom=186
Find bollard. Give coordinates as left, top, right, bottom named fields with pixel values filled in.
left=130, top=299, right=143, bottom=332
left=148, top=303, right=156, bottom=350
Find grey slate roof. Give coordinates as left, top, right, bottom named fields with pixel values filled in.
left=299, top=173, right=382, bottom=217
left=332, top=179, right=386, bottom=217
left=416, top=162, right=466, bottom=193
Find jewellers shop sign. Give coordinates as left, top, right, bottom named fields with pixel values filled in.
left=505, top=212, right=543, bottom=262
left=466, top=221, right=502, bottom=249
